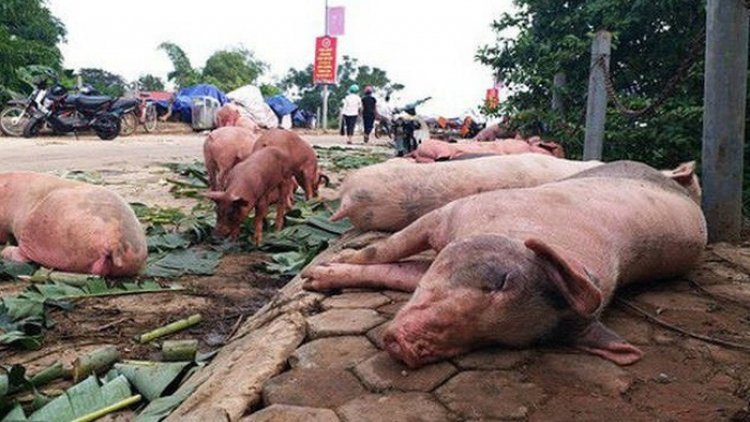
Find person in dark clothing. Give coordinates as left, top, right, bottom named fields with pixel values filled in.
left=361, top=86, right=377, bottom=143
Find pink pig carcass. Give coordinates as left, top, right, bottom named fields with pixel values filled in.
left=203, top=126, right=260, bottom=190
left=214, top=103, right=260, bottom=132
left=0, top=172, right=147, bottom=277
left=202, top=146, right=294, bottom=245
left=252, top=128, right=324, bottom=200
left=331, top=154, right=602, bottom=232
left=304, top=160, right=706, bottom=368
left=410, top=138, right=564, bottom=162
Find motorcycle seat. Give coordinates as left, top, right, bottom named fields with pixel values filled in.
left=75, top=95, right=113, bottom=108
left=111, top=97, right=138, bottom=111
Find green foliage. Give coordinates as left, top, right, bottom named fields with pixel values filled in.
left=78, top=68, right=127, bottom=97
left=138, top=74, right=165, bottom=91
left=280, top=56, right=405, bottom=129
left=0, top=0, right=66, bottom=101
left=158, top=42, right=202, bottom=90
left=202, top=46, right=268, bottom=93
left=475, top=0, right=709, bottom=167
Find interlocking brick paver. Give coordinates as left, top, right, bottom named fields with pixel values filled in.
left=353, top=351, right=458, bottom=393
left=289, top=336, right=379, bottom=369
left=435, top=370, right=546, bottom=420
left=540, top=354, right=634, bottom=395
left=321, top=292, right=392, bottom=310
left=337, top=392, right=456, bottom=422
left=240, top=404, right=339, bottom=422
left=452, top=346, right=533, bottom=370
left=307, top=309, right=386, bottom=339
left=262, top=368, right=366, bottom=409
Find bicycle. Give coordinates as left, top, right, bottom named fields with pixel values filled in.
left=119, top=82, right=158, bottom=136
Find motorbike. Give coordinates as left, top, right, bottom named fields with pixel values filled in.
left=391, top=97, right=431, bottom=156
left=22, top=73, right=137, bottom=140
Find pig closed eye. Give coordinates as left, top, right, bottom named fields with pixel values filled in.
left=452, top=262, right=510, bottom=291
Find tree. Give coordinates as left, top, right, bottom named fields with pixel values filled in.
left=0, top=0, right=66, bottom=100
left=158, top=42, right=201, bottom=89
left=203, top=47, right=268, bottom=93
left=280, top=55, right=404, bottom=128
left=78, top=68, right=126, bottom=97
left=475, top=0, right=708, bottom=167
left=138, top=74, right=165, bottom=91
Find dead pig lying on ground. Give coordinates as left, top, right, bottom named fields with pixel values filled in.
left=0, top=172, right=147, bottom=277
left=331, top=154, right=603, bottom=232
left=409, top=138, right=565, bottom=162
left=214, top=103, right=260, bottom=132
left=203, top=126, right=260, bottom=190
left=304, top=161, right=707, bottom=368
left=252, top=128, right=326, bottom=200
left=202, top=147, right=295, bottom=245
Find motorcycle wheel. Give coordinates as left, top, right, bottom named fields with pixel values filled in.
left=22, top=116, right=45, bottom=138
left=0, top=105, right=30, bottom=137
left=95, top=114, right=121, bottom=141
left=143, top=103, right=158, bottom=133
left=119, top=111, right=138, bottom=136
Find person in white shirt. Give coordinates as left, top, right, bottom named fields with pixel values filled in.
left=341, top=84, right=362, bottom=144
left=376, top=94, right=393, bottom=135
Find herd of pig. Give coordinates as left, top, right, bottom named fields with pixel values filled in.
left=0, top=115, right=708, bottom=368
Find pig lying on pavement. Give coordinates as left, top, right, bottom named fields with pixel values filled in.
left=214, top=103, right=260, bottom=132
left=203, top=126, right=260, bottom=190
left=331, top=154, right=603, bottom=232
left=410, top=138, right=565, bottom=162
left=0, top=172, right=147, bottom=277
left=304, top=161, right=707, bottom=368
left=252, top=128, right=325, bottom=200
left=202, top=146, right=295, bottom=245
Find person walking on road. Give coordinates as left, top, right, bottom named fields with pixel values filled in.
left=341, top=84, right=362, bottom=144
left=361, top=86, right=377, bottom=143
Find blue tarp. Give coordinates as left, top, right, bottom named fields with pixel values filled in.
left=157, top=84, right=229, bottom=123
left=264, top=94, right=298, bottom=118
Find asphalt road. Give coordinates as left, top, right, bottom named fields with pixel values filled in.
left=0, top=130, right=348, bottom=173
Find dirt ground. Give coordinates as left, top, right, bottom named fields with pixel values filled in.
left=1, top=126, right=750, bottom=420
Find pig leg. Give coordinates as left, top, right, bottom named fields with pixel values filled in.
left=253, top=200, right=270, bottom=245
left=337, top=217, right=433, bottom=264
left=274, top=181, right=294, bottom=231
left=1, top=246, right=30, bottom=262
left=302, top=260, right=431, bottom=292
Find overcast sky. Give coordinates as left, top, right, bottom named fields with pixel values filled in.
left=46, top=0, right=516, bottom=117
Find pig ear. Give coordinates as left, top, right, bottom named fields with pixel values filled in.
left=524, top=238, right=602, bottom=317
left=663, top=161, right=696, bottom=186
left=200, top=191, right=228, bottom=202
left=574, top=321, right=644, bottom=366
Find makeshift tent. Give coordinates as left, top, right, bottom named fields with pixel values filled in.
left=226, top=85, right=279, bottom=129
left=157, top=84, right=229, bottom=123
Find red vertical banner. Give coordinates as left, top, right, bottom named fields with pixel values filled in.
left=485, top=87, right=499, bottom=109
left=327, top=6, right=345, bottom=36
left=313, top=36, right=338, bottom=84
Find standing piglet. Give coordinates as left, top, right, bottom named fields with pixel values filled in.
left=252, top=128, right=323, bottom=199
left=202, top=147, right=294, bottom=245
left=203, top=126, right=260, bottom=190
left=332, top=154, right=602, bottom=232
left=304, top=161, right=707, bottom=368
left=0, top=172, right=147, bottom=277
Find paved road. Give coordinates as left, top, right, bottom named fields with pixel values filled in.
left=0, top=131, right=351, bottom=173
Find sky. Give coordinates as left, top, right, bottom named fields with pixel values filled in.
left=46, top=0, right=516, bottom=118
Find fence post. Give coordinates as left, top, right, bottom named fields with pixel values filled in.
left=551, top=71, right=566, bottom=114
left=583, top=30, right=611, bottom=161
left=702, top=0, right=749, bottom=243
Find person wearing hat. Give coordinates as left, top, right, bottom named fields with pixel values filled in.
left=361, top=86, right=377, bottom=143
left=341, top=84, right=362, bottom=144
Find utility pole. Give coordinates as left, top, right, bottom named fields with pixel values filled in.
left=321, top=0, right=329, bottom=131
left=701, top=0, right=748, bottom=242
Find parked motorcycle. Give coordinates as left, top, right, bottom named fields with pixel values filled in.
left=392, top=97, right=431, bottom=156
left=21, top=73, right=136, bottom=140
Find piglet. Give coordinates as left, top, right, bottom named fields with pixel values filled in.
left=304, top=161, right=707, bottom=368
left=202, top=147, right=294, bottom=245
left=203, top=126, right=260, bottom=190
left=332, top=154, right=602, bottom=232
left=252, top=128, right=323, bottom=200
left=0, top=172, right=147, bottom=277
